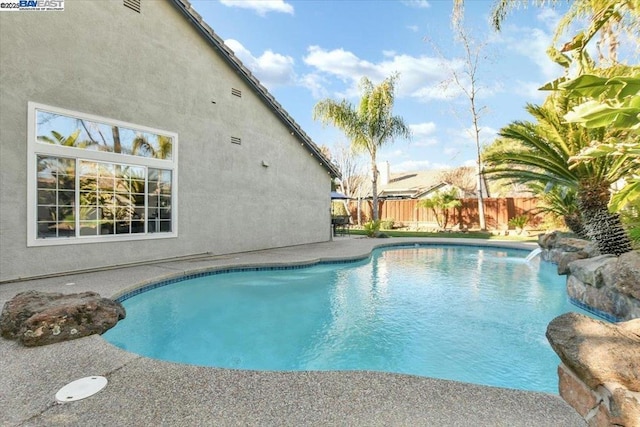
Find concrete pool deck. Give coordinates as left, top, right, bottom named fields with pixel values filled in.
left=1, top=237, right=586, bottom=426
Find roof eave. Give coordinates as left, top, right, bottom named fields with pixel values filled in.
left=169, top=0, right=341, bottom=179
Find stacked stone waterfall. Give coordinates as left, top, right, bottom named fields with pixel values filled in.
left=538, top=231, right=639, bottom=426
left=538, top=231, right=640, bottom=321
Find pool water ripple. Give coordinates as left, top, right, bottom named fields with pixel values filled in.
left=103, top=245, right=594, bottom=393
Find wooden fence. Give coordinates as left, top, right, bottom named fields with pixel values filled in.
left=345, top=197, right=544, bottom=230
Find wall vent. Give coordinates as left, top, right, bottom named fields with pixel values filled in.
left=231, top=88, right=242, bottom=98
left=230, top=136, right=241, bottom=145
left=124, top=0, right=141, bottom=13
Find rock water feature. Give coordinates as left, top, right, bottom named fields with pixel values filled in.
left=538, top=231, right=639, bottom=426
left=538, top=231, right=640, bottom=321
left=0, top=290, right=125, bottom=346
left=546, top=313, right=640, bottom=426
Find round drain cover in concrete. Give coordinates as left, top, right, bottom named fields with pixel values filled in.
left=55, top=376, right=108, bottom=402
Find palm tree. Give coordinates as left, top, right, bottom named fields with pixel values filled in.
left=529, top=183, right=587, bottom=237
left=453, top=0, right=639, bottom=58
left=454, top=1, right=640, bottom=82
left=484, top=93, right=634, bottom=255
left=132, top=134, right=173, bottom=160
left=561, top=71, right=640, bottom=212
left=37, top=129, right=98, bottom=149
left=313, top=74, right=411, bottom=221
left=571, top=141, right=640, bottom=212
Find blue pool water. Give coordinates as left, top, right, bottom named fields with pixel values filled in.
left=103, top=245, right=594, bottom=393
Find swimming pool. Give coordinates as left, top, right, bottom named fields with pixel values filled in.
left=103, top=245, right=594, bottom=393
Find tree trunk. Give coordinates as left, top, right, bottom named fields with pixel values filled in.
left=477, top=165, right=486, bottom=230
left=586, top=209, right=632, bottom=256
left=112, top=126, right=122, bottom=154
left=371, top=162, right=379, bottom=221
left=578, top=181, right=632, bottom=256
left=563, top=213, right=588, bottom=239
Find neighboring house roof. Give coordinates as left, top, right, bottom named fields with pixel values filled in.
left=353, top=164, right=539, bottom=200
left=380, top=170, right=447, bottom=199
left=355, top=169, right=475, bottom=199
left=170, top=0, right=340, bottom=178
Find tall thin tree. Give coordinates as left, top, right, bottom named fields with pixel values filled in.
left=331, top=141, right=366, bottom=199
left=428, top=25, right=490, bottom=230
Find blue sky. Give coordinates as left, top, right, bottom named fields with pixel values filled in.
left=190, top=0, right=569, bottom=173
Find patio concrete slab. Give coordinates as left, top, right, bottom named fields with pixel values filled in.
left=0, top=238, right=585, bottom=426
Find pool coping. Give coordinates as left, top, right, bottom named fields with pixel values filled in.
left=0, top=237, right=588, bottom=426
left=110, top=238, right=539, bottom=302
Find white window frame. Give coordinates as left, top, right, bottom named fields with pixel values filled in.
left=27, top=102, right=178, bottom=246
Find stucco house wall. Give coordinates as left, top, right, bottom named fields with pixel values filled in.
left=0, top=0, right=336, bottom=282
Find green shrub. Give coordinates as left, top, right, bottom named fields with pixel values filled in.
left=508, top=215, right=529, bottom=229
left=417, top=189, right=461, bottom=229
left=363, top=220, right=381, bottom=237
left=380, top=219, right=394, bottom=230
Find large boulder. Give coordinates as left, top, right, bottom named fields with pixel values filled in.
left=546, top=312, right=640, bottom=391
left=615, top=251, right=640, bottom=300
left=546, top=313, right=640, bottom=425
left=538, top=231, right=590, bottom=252
left=0, top=290, right=125, bottom=347
left=557, top=251, right=589, bottom=275
left=538, top=231, right=596, bottom=264
left=538, top=231, right=561, bottom=249
left=554, top=237, right=592, bottom=253
left=568, top=255, right=618, bottom=288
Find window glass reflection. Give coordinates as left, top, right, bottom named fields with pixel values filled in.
left=147, top=168, right=172, bottom=233
left=78, top=161, right=148, bottom=236
left=31, top=105, right=176, bottom=243
left=36, top=156, right=76, bottom=238
left=36, top=110, right=173, bottom=160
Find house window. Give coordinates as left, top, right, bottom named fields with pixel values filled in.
left=28, top=102, right=178, bottom=246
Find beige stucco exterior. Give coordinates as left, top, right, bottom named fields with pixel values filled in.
left=0, top=0, right=336, bottom=282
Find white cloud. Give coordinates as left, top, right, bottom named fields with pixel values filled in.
left=536, top=8, right=561, bottom=31
left=303, top=46, right=380, bottom=81
left=444, top=147, right=460, bottom=157
left=299, top=73, right=329, bottom=99
left=512, top=80, right=548, bottom=101
left=303, top=46, right=461, bottom=102
left=219, top=0, right=294, bottom=16
left=388, top=149, right=407, bottom=158
left=479, top=126, right=498, bottom=144
left=256, top=50, right=296, bottom=85
left=401, top=0, right=430, bottom=9
left=392, top=159, right=433, bottom=172
left=387, top=54, right=462, bottom=97
left=411, top=84, right=464, bottom=101
left=410, top=122, right=436, bottom=135
left=409, top=122, right=438, bottom=146
left=224, top=39, right=254, bottom=64
left=447, top=126, right=498, bottom=146
left=391, top=159, right=452, bottom=172
left=224, top=39, right=295, bottom=88
left=407, top=25, right=419, bottom=33
left=497, top=22, right=565, bottom=80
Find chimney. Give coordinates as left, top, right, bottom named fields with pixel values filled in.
left=377, top=161, right=390, bottom=186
